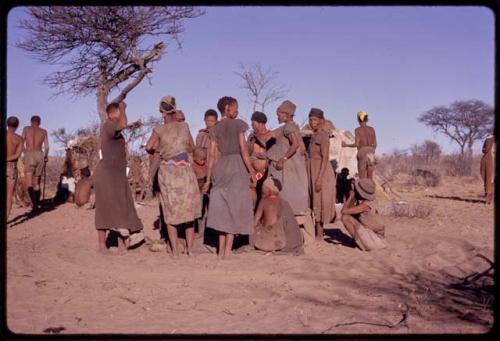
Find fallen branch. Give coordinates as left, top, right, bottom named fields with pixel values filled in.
left=331, top=305, right=410, bottom=331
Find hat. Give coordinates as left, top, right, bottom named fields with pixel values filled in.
left=159, top=96, right=176, bottom=115
left=263, top=177, right=281, bottom=194
left=357, top=111, right=368, bottom=121
left=309, top=108, right=324, bottom=119
left=354, top=178, right=376, bottom=201
left=277, top=100, right=296, bottom=116
left=251, top=111, right=267, bottom=124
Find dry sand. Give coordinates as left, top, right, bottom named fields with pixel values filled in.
left=6, top=176, right=494, bottom=335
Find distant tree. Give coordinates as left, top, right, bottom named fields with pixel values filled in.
left=418, top=100, right=494, bottom=157
left=235, top=63, right=288, bottom=114
left=411, top=140, right=442, bottom=163
left=17, top=6, right=204, bottom=122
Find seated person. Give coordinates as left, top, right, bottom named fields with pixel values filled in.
left=336, top=167, right=353, bottom=203
left=340, top=178, right=386, bottom=251
left=192, top=147, right=208, bottom=240
left=253, top=177, right=304, bottom=255
left=75, top=167, right=93, bottom=208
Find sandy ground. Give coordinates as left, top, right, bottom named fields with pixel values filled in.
left=6, top=176, right=494, bottom=335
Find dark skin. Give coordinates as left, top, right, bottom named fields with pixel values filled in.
left=248, top=120, right=274, bottom=205
left=340, top=187, right=371, bottom=239
left=253, top=186, right=280, bottom=228
left=275, top=110, right=302, bottom=170
left=22, top=119, right=49, bottom=192
left=6, top=123, right=24, bottom=218
left=97, top=101, right=129, bottom=254
left=343, top=117, right=377, bottom=179
left=202, top=101, right=256, bottom=260
left=309, top=115, right=331, bottom=240
left=145, top=112, right=196, bottom=258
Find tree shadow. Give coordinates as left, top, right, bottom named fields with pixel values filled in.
left=7, top=198, right=65, bottom=228
left=426, top=195, right=486, bottom=204
left=324, top=228, right=357, bottom=248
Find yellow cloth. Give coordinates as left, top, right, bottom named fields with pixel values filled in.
left=357, top=111, right=368, bottom=121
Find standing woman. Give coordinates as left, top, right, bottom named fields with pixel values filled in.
left=146, top=96, right=201, bottom=257
left=94, top=101, right=144, bottom=253
left=203, top=96, right=255, bottom=260
left=307, top=108, right=336, bottom=241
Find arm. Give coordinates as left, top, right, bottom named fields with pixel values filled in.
left=314, top=137, right=330, bottom=192
left=342, top=130, right=358, bottom=148
left=239, top=132, right=256, bottom=179
left=372, top=128, right=377, bottom=149
left=253, top=200, right=265, bottom=227
left=186, top=127, right=195, bottom=154
left=116, top=102, right=128, bottom=130
left=43, top=130, right=49, bottom=161
left=8, top=137, right=24, bottom=161
left=276, top=131, right=300, bottom=170
left=145, top=130, right=159, bottom=154
left=202, top=139, right=217, bottom=194
left=341, top=201, right=370, bottom=216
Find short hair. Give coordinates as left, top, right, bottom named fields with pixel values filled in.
left=217, top=96, right=237, bottom=115
left=204, top=109, right=218, bottom=120
left=251, top=111, right=267, bottom=124
left=80, top=167, right=91, bottom=178
left=106, top=102, right=120, bottom=114
left=272, top=178, right=282, bottom=192
left=31, top=115, right=41, bottom=124
left=194, top=147, right=207, bottom=159
left=7, top=116, right=19, bottom=128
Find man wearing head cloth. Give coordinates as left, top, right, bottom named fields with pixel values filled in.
left=248, top=111, right=273, bottom=207
left=253, top=176, right=304, bottom=255
left=265, top=100, right=309, bottom=219
left=342, top=110, right=378, bottom=179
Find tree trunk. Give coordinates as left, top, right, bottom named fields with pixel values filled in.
left=96, top=83, right=109, bottom=123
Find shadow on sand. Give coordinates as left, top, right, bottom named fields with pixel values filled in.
left=7, top=198, right=65, bottom=228
left=425, top=195, right=486, bottom=204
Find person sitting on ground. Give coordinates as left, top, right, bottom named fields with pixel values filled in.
left=336, top=167, right=353, bottom=204
left=253, top=177, right=304, bottom=255
left=342, top=111, right=377, bottom=179
left=6, top=116, right=24, bottom=219
left=195, top=109, right=218, bottom=150
left=75, top=167, right=93, bottom=208
left=192, top=147, right=208, bottom=241
left=340, top=178, right=387, bottom=251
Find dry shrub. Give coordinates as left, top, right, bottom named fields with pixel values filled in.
left=409, top=168, right=441, bottom=187
left=390, top=201, right=433, bottom=219
left=44, top=156, right=64, bottom=196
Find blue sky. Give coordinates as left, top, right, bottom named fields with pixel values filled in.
left=6, top=6, right=494, bottom=155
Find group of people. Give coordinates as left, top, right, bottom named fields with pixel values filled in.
left=6, top=115, right=49, bottom=218
left=89, top=94, right=389, bottom=258
left=9, top=96, right=494, bottom=258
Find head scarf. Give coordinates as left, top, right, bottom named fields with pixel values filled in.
left=159, top=96, right=176, bottom=115
left=357, top=111, right=368, bottom=121
left=251, top=111, right=267, bottom=124
left=308, top=108, right=324, bottom=119
left=277, top=100, right=296, bottom=116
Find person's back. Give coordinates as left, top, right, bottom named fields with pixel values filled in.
left=354, top=125, right=376, bottom=149
left=23, top=125, right=47, bottom=152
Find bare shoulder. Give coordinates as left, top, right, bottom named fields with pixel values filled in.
left=15, top=133, right=23, bottom=142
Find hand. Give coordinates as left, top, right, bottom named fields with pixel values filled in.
left=202, top=181, right=211, bottom=194
left=341, top=141, right=347, bottom=147
left=314, top=179, right=322, bottom=192
left=44, top=156, right=49, bottom=163
left=119, top=101, right=127, bottom=110
left=276, top=158, right=285, bottom=171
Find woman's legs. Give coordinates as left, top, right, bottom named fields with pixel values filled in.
left=97, top=230, right=107, bottom=252
left=315, top=222, right=324, bottom=241
left=224, top=233, right=234, bottom=259
left=167, top=224, right=179, bottom=258
left=185, top=223, right=194, bottom=255
left=218, top=233, right=226, bottom=260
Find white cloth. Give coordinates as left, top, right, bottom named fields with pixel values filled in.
left=61, top=176, right=76, bottom=193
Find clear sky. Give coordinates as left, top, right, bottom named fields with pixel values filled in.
left=6, top=6, right=494, bottom=155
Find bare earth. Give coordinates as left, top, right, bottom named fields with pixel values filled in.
left=6, top=176, right=494, bottom=335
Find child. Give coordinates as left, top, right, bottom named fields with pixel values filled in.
left=75, top=167, right=93, bottom=208
left=192, top=147, right=208, bottom=240
left=196, top=109, right=218, bottom=150
left=340, top=178, right=387, bottom=251
left=253, top=177, right=304, bottom=255
left=336, top=167, right=353, bottom=204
